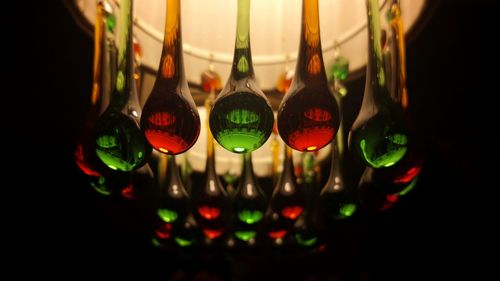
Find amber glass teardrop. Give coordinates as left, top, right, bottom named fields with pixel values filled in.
left=140, top=0, right=200, bottom=155
left=277, top=0, right=340, bottom=152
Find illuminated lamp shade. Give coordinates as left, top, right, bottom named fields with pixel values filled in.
left=72, top=0, right=426, bottom=90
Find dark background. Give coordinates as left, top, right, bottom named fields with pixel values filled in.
left=12, top=0, right=495, bottom=279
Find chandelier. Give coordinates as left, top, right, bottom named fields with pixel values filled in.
left=66, top=0, right=429, bottom=261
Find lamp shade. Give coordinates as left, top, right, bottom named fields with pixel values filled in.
left=73, top=0, right=427, bottom=89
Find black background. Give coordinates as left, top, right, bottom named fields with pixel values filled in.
left=11, top=0, right=495, bottom=279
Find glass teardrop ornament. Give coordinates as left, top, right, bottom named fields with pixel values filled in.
left=319, top=92, right=359, bottom=221
left=140, top=0, right=200, bottom=155
left=156, top=155, right=189, bottom=224
left=209, top=0, right=274, bottom=154
left=74, top=0, right=129, bottom=194
left=277, top=0, right=340, bottom=152
left=94, top=0, right=151, bottom=172
left=270, top=146, right=305, bottom=221
left=348, top=0, right=408, bottom=168
left=191, top=97, right=229, bottom=239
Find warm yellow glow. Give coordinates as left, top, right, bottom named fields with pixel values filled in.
left=74, top=0, right=427, bottom=90
left=159, top=148, right=169, bottom=153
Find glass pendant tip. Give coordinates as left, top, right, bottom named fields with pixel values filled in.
left=339, top=203, right=357, bottom=218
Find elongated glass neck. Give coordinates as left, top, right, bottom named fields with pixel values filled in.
left=388, top=0, right=408, bottom=110
left=167, top=155, right=182, bottom=184
left=296, top=0, right=327, bottom=83
left=328, top=140, right=341, bottom=179
left=205, top=98, right=215, bottom=168
left=327, top=95, right=344, bottom=182
left=366, top=0, right=387, bottom=94
left=242, top=152, right=254, bottom=180
left=284, top=146, right=294, bottom=173
left=113, top=0, right=133, bottom=103
left=231, top=0, right=254, bottom=80
left=334, top=96, right=344, bottom=159
left=100, top=0, right=116, bottom=114
left=157, top=0, right=186, bottom=87
left=91, top=1, right=105, bottom=108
